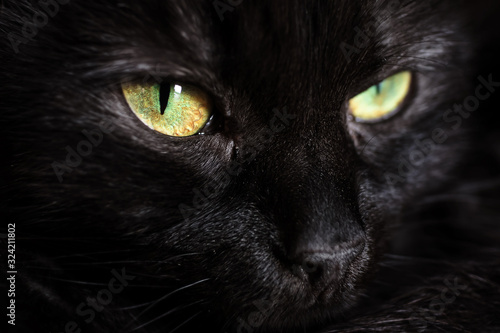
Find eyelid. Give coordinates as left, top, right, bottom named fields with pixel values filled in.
left=349, top=69, right=414, bottom=98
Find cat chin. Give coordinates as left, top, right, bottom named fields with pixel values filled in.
left=228, top=295, right=361, bottom=333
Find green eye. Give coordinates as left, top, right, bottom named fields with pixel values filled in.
left=348, top=71, right=412, bottom=122
left=122, top=81, right=213, bottom=136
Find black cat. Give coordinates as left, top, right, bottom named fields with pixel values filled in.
left=1, top=0, right=500, bottom=332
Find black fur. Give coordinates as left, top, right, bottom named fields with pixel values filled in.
left=1, top=0, right=500, bottom=332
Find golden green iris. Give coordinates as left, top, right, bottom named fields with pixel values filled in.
left=122, top=81, right=212, bottom=136
left=349, top=71, right=412, bottom=121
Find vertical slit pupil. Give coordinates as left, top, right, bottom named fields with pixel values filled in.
left=159, top=82, right=170, bottom=115
left=375, top=82, right=381, bottom=94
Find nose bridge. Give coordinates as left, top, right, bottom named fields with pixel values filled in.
left=251, top=125, right=365, bottom=260
left=279, top=174, right=364, bottom=255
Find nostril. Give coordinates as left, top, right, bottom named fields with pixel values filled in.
left=298, top=255, right=327, bottom=282
left=303, top=257, right=322, bottom=274
left=292, top=252, right=334, bottom=283
left=289, top=239, right=365, bottom=288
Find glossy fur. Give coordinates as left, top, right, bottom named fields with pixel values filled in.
left=1, top=0, right=500, bottom=332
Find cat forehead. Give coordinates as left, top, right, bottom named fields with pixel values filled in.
left=62, top=0, right=460, bottom=81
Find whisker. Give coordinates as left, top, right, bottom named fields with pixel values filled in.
left=35, top=277, right=110, bottom=286
left=169, top=311, right=203, bottom=333
left=33, top=275, right=176, bottom=288
left=117, top=300, right=161, bottom=310
left=129, top=301, right=204, bottom=331
left=134, top=278, right=210, bottom=320
left=416, top=193, right=498, bottom=206
left=26, top=251, right=200, bottom=262
left=454, top=177, right=500, bottom=193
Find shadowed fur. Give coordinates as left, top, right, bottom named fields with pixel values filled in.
left=1, top=0, right=500, bottom=332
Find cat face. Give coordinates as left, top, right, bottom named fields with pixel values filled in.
left=1, top=0, right=487, bottom=331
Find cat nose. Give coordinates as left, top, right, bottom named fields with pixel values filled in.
left=290, top=238, right=365, bottom=293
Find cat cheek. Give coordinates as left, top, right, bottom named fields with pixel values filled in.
left=442, top=109, right=462, bottom=130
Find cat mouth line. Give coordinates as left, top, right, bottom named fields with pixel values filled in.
left=273, top=238, right=368, bottom=309
left=314, top=241, right=367, bottom=302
